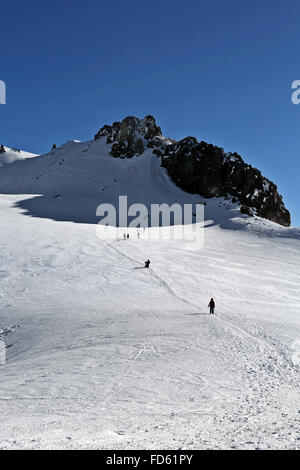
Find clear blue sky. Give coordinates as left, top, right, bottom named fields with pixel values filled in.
left=1, top=0, right=300, bottom=225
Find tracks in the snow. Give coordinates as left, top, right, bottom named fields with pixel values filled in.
left=105, top=240, right=200, bottom=309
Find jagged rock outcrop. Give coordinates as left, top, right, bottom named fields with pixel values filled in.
left=94, top=115, right=162, bottom=158
left=160, top=138, right=290, bottom=227
left=94, top=116, right=291, bottom=227
left=0, top=145, right=6, bottom=153
left=160, top=138, right=290, bottom=226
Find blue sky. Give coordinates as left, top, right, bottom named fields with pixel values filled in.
left=1, top=0, right=300, bottom=225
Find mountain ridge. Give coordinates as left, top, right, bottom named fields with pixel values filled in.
left=95, top=115, right=290, bottom=227
left=0, top=116, right=291, bottom=227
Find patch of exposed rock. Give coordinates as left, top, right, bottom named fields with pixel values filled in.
left=95, top=115, right=162, bottom=158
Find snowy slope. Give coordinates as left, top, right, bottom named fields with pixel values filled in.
left=0, top=138, right=299, bottom=449
left=0, top=147, right=38, bottom=168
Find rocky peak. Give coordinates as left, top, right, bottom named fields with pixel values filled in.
left=94, top=115, right=162, bottom=158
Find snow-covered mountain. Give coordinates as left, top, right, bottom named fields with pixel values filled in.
left=0, top=120, right=299, bottom=450
left=94, top=116, right=291, bottom=227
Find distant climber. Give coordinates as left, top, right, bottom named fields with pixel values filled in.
left=127, top=234, right=129, bottom=240
left=208, top=298, right=215, bottom=314
left=144, top=259, right=150, bottom=269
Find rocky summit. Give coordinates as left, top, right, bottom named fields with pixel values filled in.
left=94, top=115, right=162, bottom=158
left=95, top=115, right=290, bottom=227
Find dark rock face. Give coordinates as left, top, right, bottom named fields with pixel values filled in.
left=94, top=116, right=290, bottom=227
left=161, top=138, right=290, bottom=227
left=0, top=145, right=6, bottom=153
left=94, top=115, right=162, bottom=158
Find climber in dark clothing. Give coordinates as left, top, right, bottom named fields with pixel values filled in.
left=144, top=259, right=150, bottom=268
left=208, top=298, right=215, bottom=314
